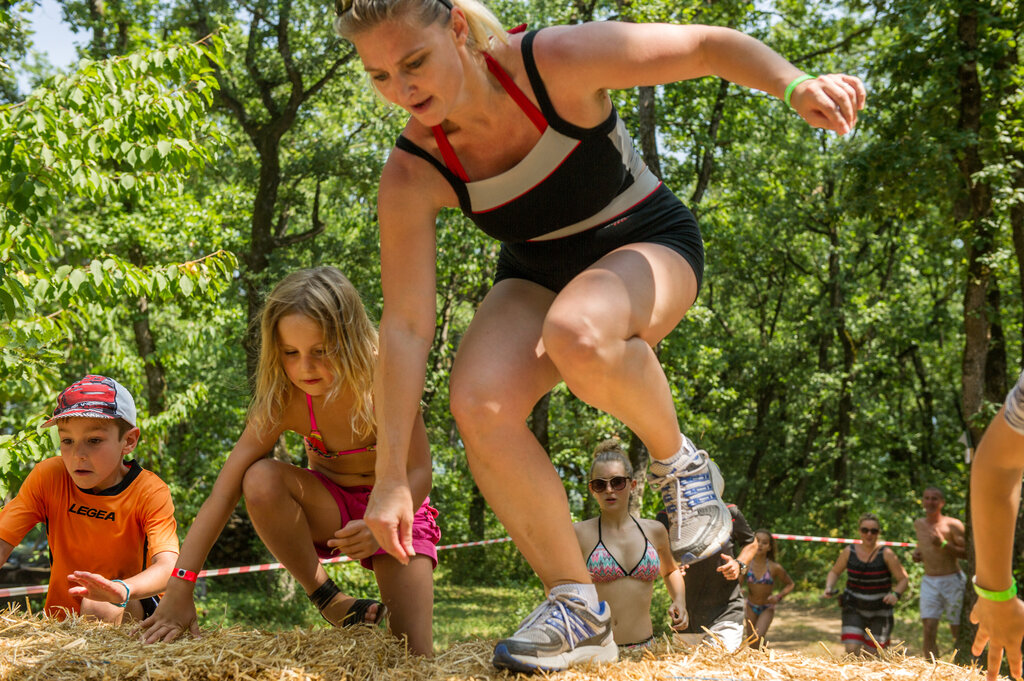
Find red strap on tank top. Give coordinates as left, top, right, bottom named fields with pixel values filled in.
left=430, top=29, right=546, bottom=182
left=432, top=126, right=470, bottom=182
left=483, top=52, right=547, bottom=132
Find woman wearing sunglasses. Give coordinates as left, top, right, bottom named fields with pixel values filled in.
left=823, top=513, right=909, bottom=655
left=573, top=439, right=687, bottom=652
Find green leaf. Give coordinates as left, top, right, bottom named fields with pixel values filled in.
left=157, top=140, right=172, bottom=157
left=0, top=289, right=14, bottom=321
left=180, top=274, right=194, bottom=297
left=69, top=269, right=87, bottom=291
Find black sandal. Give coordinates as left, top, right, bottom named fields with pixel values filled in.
left=308, top=578, right=387, bottom=628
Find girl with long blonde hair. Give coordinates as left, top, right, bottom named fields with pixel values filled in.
left=139, top=267, right=438, bottom=655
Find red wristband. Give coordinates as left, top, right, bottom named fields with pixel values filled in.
left=173, top=568, right=198, bottom=583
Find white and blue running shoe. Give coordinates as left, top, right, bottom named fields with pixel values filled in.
left=492, top=592, right=617, bottom=672
left=648, top=439, right=731, bottom=565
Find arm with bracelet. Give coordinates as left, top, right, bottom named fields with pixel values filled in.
left=970, top=371, right=1024, bottom=681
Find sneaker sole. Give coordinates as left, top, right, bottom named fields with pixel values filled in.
left=673, top=502, right=733, bottom=566
left=492, top=640, right=618, bottom=673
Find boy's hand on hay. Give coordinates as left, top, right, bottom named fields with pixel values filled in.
left=971, top=597, right=1024, bottom=680
left=365, top=478, right=416, bottom=565
left=67, top=571, right=127, bottom=604
left=137, top=585, right=201, bottom=643
left=328, top=520, right=380, bottom=559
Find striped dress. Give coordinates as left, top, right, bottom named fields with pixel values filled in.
left=840, top=545, right=894, bottom=649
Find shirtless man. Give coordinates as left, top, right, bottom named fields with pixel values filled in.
left=912, top=486, right=966, bottom=659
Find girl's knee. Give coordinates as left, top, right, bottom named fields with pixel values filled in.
left=241, top=458, right=285, bottom=506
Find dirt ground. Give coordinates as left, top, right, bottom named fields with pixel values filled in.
left=764, top=599, right=962, bottom=660
left=767, top=600, right=846, bottom=656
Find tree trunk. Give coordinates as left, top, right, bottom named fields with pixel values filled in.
left=129, top=245, right=167, bottom=417
left=1011, top=153, right=1024, bottom=369
left=690, top=78, right=730, bottom=213
left=637, top=86, right=661, bottom=180
left=736, top=381, right=776, bottom=509
left=956, top=4, right=994, bottom=445
left=984, top=281, right=1006, bottom=402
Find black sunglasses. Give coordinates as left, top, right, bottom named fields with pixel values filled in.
left=336, top=0, right=451, bottom=16
left=859, top=527, right=880, bottom=535
left=589, top=476, right=630, bottom=493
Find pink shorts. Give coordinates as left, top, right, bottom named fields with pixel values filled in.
left=308, top=470, right=440, bottom=570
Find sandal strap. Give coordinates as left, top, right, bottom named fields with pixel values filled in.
left=342, top=598, right=385, bottom=627
left=308, top=578, right=341, bottom=613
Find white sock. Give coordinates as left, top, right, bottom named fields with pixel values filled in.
left=649, top=434, right=700, bottom=475
left=550, top=583, right=599, bottom=610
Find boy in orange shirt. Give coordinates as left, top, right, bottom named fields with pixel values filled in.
left=0, top=375, right=179, bottom=622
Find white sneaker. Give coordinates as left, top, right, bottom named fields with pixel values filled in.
left=492, top=592, right=617, bottom=672
left=648, top=444, right=731, bottom=565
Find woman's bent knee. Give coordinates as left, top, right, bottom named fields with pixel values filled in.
left=541, top=314, right=607, bottom=376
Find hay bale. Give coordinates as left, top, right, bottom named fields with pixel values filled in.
left=0, top=608, right=990, bottom=680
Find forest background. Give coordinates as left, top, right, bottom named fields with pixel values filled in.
left=1, top=0, right=1022, bottom=664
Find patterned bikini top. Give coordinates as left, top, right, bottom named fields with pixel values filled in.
left=586, top=516, right=660, bottom=583
left=746, top=564, right=774, bottom=586
left=303, top=393, right=375, bottom=460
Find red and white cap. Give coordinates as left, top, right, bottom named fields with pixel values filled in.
left=42, top=375, right=137, bottom=428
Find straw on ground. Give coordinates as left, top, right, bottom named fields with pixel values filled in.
left=0, top=607, right=993, bottom=681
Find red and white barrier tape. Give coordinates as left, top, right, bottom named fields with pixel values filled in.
left=0, top=533, right=914, bottom=599
left=770, top=533, right=915, bottom=548
left=0, top=536, right=515, bottom=598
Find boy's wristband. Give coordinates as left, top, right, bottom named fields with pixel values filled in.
left=110, top=579, right=130, bottom=608
left=173, top=568, right=199, bottom=584
left=784, top=74, right=816, bottom=108
left=973, top=576, right=1018, bottom=602
left=940, top=539, right=948, bottom=548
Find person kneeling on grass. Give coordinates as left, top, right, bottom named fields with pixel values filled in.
left=0, top=375, right=179, bottom=623
left=573, top=439, right=687, bottom=652
left=138, top=268, right=439, bottom=656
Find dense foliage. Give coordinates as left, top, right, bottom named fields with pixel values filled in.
left=1, top=0, right=1022, bottom=662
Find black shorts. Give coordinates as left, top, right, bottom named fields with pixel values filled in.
left=140, top=595, right=160, bottom=619
left=494, top=183, right=704, bottom=293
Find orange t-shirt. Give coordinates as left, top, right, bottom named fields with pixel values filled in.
left=0, top=457, right=179, bottom=617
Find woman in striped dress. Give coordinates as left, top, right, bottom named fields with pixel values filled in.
left=823, top=513, right=909, bottom=655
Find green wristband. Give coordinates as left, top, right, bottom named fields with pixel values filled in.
left=784, top=74, right=816, bottom=108
left=111, top=579, right=130, bottom=608
left=940, top=539, right=948, bottom=548
left=973, top=576, right=1018, bottom=602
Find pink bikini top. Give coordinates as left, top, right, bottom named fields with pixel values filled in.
left=586, top=516, right=661, bottom=584
left=303, top=393, right=375, bottom=460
